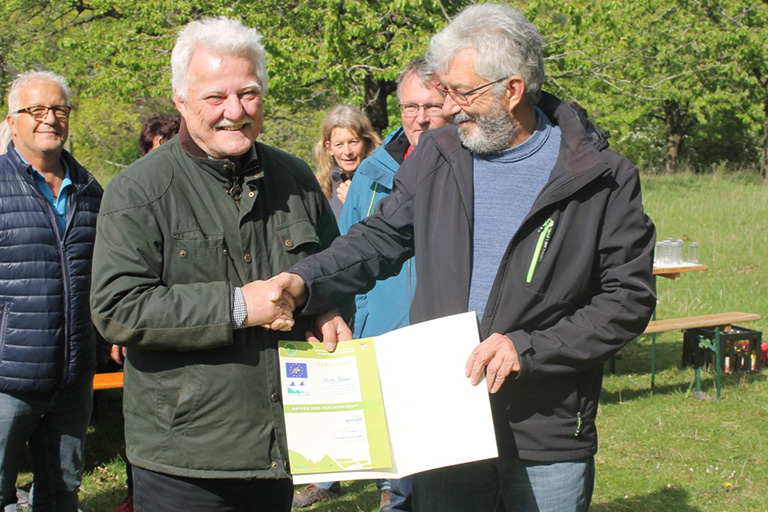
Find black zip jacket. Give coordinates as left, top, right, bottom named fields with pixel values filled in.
left=289, top=92, right=656, bottom=462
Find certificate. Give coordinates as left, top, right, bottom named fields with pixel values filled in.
left=279, top=312, right=498, bottom=483
left=280, top=338, right=392, bottom=474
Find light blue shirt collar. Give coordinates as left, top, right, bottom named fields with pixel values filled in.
left=15, top=147, right=72, bottom=233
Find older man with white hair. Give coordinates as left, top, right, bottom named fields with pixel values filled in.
left=90, top=17, right=350, bottom=512
left=0, top=70, right=102, bottom=512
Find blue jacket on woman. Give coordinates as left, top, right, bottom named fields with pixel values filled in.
left=339, top=127, right=416, bottom=338
left=0, top=142, right=102, bottom=394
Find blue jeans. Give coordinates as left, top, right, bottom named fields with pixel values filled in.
left=0, top=380, right=93, bottom=512
left=412, top=457, right=594, bottom=512
left=390, top=476, right=412, bottom=512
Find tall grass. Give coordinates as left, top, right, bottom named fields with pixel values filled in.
left=15, top=172, right=768, bottom=512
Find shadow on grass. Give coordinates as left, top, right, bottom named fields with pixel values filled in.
left=592, top=486, right=701, bottom=512
left=80, top=487, right=126, bottom=512
left=599, top=382, right=690, bottom=404
left=601, top=364, right=768, bottom=405
left=299, top=480, right=380, bottom=512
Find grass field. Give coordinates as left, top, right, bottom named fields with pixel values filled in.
left=15, top=172, right=768, bottom=511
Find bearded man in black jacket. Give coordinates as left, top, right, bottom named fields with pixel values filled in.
left=269, top=4, right=656, bottom=511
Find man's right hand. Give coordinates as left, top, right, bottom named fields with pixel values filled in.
left=241, top=280, right=296, bottom=330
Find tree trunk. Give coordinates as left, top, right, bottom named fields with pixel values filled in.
left=662, top=99, right=696, bottom=173
left=362, top=74, right=395, bottom=136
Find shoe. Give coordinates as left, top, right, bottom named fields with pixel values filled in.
left=109, top=495, right=133, bottom=512
left=379, top=488, right=391, bottom=512
left=292, top=484, right=340, bottom=508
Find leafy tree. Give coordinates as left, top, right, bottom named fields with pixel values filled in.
left=0, top=0, right=470, bottom=176
left=2, top=0, right=765, bottom=178
left=687, top=0, right=768, bottom=180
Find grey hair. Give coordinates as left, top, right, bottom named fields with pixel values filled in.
left=171, top=17, right=268, bottom=101
left=426, top=4, right=544, bottom=105
left=8, top=71, right=70, bottom=114
left=396, top=58, right=437, bottom=100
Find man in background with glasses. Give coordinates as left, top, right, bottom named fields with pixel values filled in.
left=270, top=4, right=656, bottom=511
left=337, top=57, right=451, bottom=512
left=0, top=71, right=102, bottom=512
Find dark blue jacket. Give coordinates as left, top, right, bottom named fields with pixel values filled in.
left=0, top=142, right=102, bottom=394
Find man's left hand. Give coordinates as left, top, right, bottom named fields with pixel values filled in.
left=465, top=333, right=521, bottom=394
left=307, top=309, right=352, bottom=352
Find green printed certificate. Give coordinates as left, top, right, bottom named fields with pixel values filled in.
left=279, top=339, right=392, bottom=474
left=279, top=312, right=498, bottom=484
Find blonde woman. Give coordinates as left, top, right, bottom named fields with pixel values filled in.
left=314, top=105, right=381, bottom=218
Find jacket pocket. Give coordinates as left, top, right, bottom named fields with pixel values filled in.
left=275, top=219, right=320, bottom=255
left=169, top=366, right=202, bottom=431
left=169, top=231, right=228, bottom=284
left=526, top=217, right=555, bottom=283
left=152, top=363, right=202, bottom=433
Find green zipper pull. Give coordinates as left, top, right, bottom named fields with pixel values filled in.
left=575, top=411, right=582, bottom=437
left=526, top=217, right=554, bottom=283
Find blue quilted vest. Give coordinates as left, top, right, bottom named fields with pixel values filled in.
left=0, top=142, right=102, bottom=394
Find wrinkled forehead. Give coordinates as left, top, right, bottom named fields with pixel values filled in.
left=399, top=73, right=442, bottom=102
left=186, top=49, right=261, bottom=93
left=438, top=50, right=483, bottom=89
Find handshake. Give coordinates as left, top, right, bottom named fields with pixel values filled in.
left=240, top=272, right=351, bottom=351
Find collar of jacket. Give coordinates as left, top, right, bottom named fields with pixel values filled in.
left=431, top=92, right=613, bottom=205
left=357, top=127, right=407, bottom=189
left=421, top=92, right=615, bottom=229
left=178, top=118, right=262, bottom=185
left=532, top=92, right=612, bottom=209
left=5, top=141, right=94, bottom=195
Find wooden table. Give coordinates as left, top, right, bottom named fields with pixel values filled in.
left=653, top=263, right=707, bottom=281
left=647, top=263, right=708, bottom=388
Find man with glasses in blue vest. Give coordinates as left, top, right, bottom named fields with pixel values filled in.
left=0, top=71, right=102, bottom=512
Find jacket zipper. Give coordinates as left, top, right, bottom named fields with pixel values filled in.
left=526, top=217, right=554, bottom=283
left=574, top=411, right=583, bottom=437
left=0, top=303, right=9, bottom=355
left=27, top=174, right=72, bottom=386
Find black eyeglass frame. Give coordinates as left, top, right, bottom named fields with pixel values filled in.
left=435, top=76, right=509, bottom=104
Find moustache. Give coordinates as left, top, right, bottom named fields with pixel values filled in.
left=454, top=112, right=476, bottom=124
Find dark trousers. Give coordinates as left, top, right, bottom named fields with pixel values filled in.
left=132, top=466, right=293, bottom=512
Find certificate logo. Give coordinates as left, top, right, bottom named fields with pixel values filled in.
left=286, top=362, right=308, bottom=379
left=284, top=343, right=298, bottom=356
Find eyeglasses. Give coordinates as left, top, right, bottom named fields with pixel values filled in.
left=12, top=105, right=72, bottom=121
left=399, top=103, right=444, bottom=117
left=435, top=77, right=508, bottom=105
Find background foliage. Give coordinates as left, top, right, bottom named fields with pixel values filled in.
left=2, top=0, right=767, bottom=179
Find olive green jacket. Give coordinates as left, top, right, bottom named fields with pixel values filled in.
left=91, top=129, right=341, bottom=479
